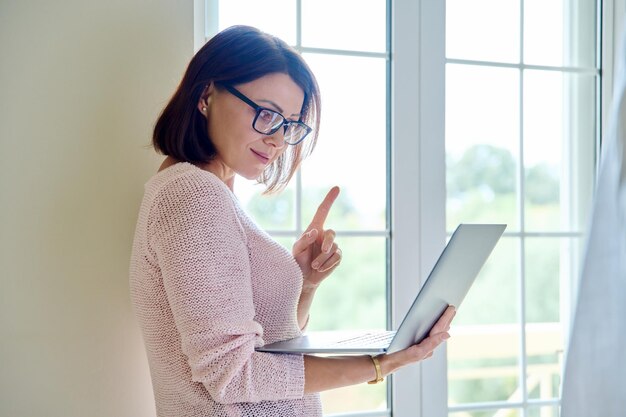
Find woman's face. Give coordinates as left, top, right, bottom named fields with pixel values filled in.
left=200, top=72, right=305, bottom=181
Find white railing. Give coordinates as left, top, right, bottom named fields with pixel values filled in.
left=448, top=323, right=563, bottom=417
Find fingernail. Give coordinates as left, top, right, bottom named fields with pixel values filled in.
left=443, top=333, right=450, bottom=340
left=308, top=229, right=317, bottom=238
left=311, top=262, right=319, bottom=269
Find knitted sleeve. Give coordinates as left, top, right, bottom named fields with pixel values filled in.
left=147, top=173, right=305, bottom=404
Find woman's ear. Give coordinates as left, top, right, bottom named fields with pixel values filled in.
left=196, top=82, right=215, bottom=117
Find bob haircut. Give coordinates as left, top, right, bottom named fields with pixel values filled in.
left=153, top=25, right=321, bottom=194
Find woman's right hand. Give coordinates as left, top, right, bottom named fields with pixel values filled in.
left=303, top=306, right=457, bottom=394
left=379, top=305, right=456, bottom=376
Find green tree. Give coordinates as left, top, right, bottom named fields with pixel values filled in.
left=526, top=163, right=559, bottom=205
left=447, top=144, right=517, bottom=197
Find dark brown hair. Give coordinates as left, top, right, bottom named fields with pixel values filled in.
left=153, top=25, right=321, bottom=193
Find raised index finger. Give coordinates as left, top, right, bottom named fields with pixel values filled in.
left=307, top=186, right=340, bottom=231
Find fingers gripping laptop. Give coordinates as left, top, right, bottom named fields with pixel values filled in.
left=256, top=224, right=506, bottom=355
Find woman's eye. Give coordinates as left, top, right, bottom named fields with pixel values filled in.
left=259, top=109, right=277, bottom=124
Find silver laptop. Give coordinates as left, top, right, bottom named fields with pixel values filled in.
left=256, top=223, right=506, bottom=355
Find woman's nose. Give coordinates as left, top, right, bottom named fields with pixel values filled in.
left=264, top=130, right=286, bottom=148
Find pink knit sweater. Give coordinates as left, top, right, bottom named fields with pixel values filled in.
left=129, top=162, right=322, bottom=416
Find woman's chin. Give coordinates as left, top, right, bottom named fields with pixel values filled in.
left=238, top=169, right=264, bottom=181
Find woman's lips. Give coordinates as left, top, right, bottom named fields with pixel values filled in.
left=251, top=149, right=270, bottom=164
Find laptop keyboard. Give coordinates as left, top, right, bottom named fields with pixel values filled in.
left=331, top=331, right=396, bottom=348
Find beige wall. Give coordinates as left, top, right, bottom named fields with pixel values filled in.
left=0, top=1, right=193, bottom=416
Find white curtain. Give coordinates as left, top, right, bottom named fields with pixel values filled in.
left=560, top=23, right=626, bottom=417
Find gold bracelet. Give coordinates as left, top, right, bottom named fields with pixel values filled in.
left=367, top=355, right=384, bottom=384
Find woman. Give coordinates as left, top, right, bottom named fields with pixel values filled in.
left=129, top=25, right=455, bottom=416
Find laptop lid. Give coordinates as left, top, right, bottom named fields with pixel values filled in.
left=257, top=223, right=506, bottom=354
left=386, top=223, right=506, bottom=353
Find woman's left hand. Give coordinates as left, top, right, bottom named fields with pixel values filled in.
left=292, top=186, right=342, bottom=290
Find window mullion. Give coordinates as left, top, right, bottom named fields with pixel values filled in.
left=518, top=1, right=529, bottom=414
left=391, top=0, right=446, bottom=416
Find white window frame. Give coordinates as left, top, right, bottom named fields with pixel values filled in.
left=400, top=1, right=612, bottom=417
left=391, top=1, right=446, bottom=417
left=193, top=1, right=618, bottom=415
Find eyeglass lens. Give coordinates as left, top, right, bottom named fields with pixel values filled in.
left=254, top=109, right=308, bottom=144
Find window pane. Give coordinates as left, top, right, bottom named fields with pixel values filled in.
left=448, top=238, right=521, bottom=404
left=525, top=238, right=574, bottom=400
left=308, top=236, right=386, bottom=331
left=526, top=323, right=563, bottom=400
left=453, top=237, right=519, bottom=326
left=273, top=236, right=296, bottom=252
left=446, top=0, right=520, bottom=63
left=218, top=0, right=296, bottom=45
left=302, top=54, right=387, bottom=231
left=446, top=64, right=520, bottom=231
left=266, top=197, right=388, bottom=415
left=525, top=238, right=561, bottom=323
left=523, top=71, right=595, bottom=232
left=308, top=236, right=388, bottom=415
left=523, top=0, right=564, bottom=66
left=445, top=0, right=598, bottom=415
left=235, top=178, right=296, bottom=230
left=448, top=329, right=521, bottom=404
left=301, top=0, right=386, bottom=52
left=524, top=0, right=597, bottom=67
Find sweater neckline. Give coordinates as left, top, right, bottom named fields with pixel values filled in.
left=149, top=161, right=241, bottom=201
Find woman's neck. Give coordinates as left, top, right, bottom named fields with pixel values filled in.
left=159, top=156, right=236, bottom=192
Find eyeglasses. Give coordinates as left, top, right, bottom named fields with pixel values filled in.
left=219, top=84, right=312, bottom=145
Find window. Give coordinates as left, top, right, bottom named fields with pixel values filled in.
left=196, top=1, right=604, bottom=416
left=444, top=1, right=599, bottom=416
left=201, top=1, right=391, bottom=415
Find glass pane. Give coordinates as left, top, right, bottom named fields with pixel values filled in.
left=525, top=238, right=571, bottom=400
left=302, top=54, right=387, bottom=231
left=523, top=0, right=564, bottom=66
left=446, top=0, right=520, bottom=63
left=448, top=237, right=521, bottom=404
left=218, top=0, right=296, bottom=45
left=453, top=237, right=519, bottom=326
left=308, top=237, right=386, bottom=331
left=525, top=238, right=562, bottom=323
left=446, top=64, right=520, bottom=231
left=272, top=235, right=389, bottom=413
left=235, top=178, right=296, bottom=230
left=273, top=236, right=296, bottom=253
left=309, top=236, right=387, bottom=413
left=320, top=382, right=387, bottom=415
left=526, top=327, right=563, bottom=400
left=450, top=409, right=521, bottom=417
left=527, top=406, right=560, bottom=417
left=302, top=0, right=386, bottom=52
left=524, top=71, right=595, bottom=232
left=524, top=0, right=597, bottom=67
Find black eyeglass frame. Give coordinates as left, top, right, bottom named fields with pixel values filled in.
left=218, top=83, right=312, bottom=145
